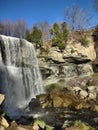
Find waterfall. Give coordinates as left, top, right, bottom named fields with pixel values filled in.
left=0, top=35, right=45, bottom=118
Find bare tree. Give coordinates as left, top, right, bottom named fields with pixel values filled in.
left=76, top=9, right=90, bottom=31
left=94, top=0, right=98, bottom=11
left=35, top=21, right=50, bottom=42
left=64, top=4, right=90, bottom=31
left=0, top=20, right=14, bottom=36
left=14, top=19, right=27, bottom=38
left=0, top=19, right=27, bottom=38
left=0, top=22, right=4, bottom=34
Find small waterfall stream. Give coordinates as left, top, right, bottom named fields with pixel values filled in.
left=0, top=35, right=45, bottom=118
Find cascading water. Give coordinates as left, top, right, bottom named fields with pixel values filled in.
left=0, top=35, right=45, bottom=118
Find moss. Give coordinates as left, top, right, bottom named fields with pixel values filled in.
left=71, top=48, right=76, bottom=53
left=74, top=120, right=95, bottom=130
left=34, top=119, right=46, bottom=129
left=81, top=35, right=89, bottom=47
left=34, top=119, right=54, bottom=130
left=45, top=83, right=61, bottom=92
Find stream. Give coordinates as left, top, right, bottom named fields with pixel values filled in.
left=17, top=107, right=98, bottom=130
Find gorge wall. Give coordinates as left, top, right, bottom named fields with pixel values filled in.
left=39, top=35, right=96, bottom=88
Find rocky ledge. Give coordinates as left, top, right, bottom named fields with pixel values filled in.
left=39, top=36, right=96, bottom=88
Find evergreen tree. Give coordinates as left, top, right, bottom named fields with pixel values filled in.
left=93, top=25, right=98, bottom=43
left=31, top=26, right=42, bottom=48
left=50, top=22, right=68, bottom=50
left=61, top=22, right=68, bottom=43
left=25, top=29, right=32, bottom=42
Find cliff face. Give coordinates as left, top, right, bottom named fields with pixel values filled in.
left=39, top=35, right=96, bottom=87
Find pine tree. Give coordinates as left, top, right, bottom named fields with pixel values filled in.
left=25, top=29, right=32, bottom=42
left=50, top=22, right=68, bottom=50
left=31, top=26, right=42, bottom=48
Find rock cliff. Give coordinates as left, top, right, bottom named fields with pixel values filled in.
left=39, top=35, right=96, bottom=87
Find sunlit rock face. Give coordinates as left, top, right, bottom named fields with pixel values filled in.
left=39, top=36, right=96, bottom=87
left=0, top=35, right=45, bottom=118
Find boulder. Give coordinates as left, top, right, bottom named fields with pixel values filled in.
left=0, top=117, right=9, bottom=128
left=79, top=90, right=88, bottom=99
left=17, top=126, right=28, bottom=130
left=0, top=94, right=5, bottom=105
left=88, top=92, right=96, bottom=100
left=75, top=102, right=90, bottom=110
left=32, top=123, right=39, bottom=130
left=87, top=86, right=98, bottom=93
left=48, top=48, right=64, bottom=63
left=52, top=95, right=63, bottom=107
left=0, top=126, right=4, bottom=130
left=92, top=105, right=98, bottom=112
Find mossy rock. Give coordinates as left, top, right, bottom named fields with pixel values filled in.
left=74, top=120, right=95, bottom=130
left=34, top=119, right=54, bottom=130
left=52, top=95, right=63, bottom=107
left=34, top=119, right=46, bottom=129
left=45, top=83, right=61, bottom=92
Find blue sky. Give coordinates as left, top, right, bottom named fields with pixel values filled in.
left=0, top=0, right=97, bottom=28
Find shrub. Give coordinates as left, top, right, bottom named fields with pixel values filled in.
left=81, top=35, right=89, bottom=47
left=45, top=83, right=61, bottom=92
left=93, top=25, right=98, bottom=42
left=58, top=42, right=66, bottom=50
left=50, top=22, right=68, bottom=50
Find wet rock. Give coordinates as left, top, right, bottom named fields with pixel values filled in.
left=61, top=94, right=75, bottom=107
left=0, top=126, right=4, bottom=130
left=36, top=94, right=49, bottom=104
left=65, top=126, right=82, bottom=130
left=32, top=123, right=39, bottom=130
left=88, top=86, right=98, bottom=93
left=75, top=102, right=90, bottom=110
left=29, top=98, right=40, bottom=110
left=0, top=117, right=9, bottom=128
left=62, top=120, right=72, bottom=128
left=0, top=94, right=5, bottom=105
left=73, top=87, right=82, bottom=95
left=79, top=90, right=88, bottom=99
left=52, top=95, right=63, bottom=107
left=6, top=121, right=17, bottom=130
left=88, top=92, right=96, bottom=100
left=91, top=105, right=98, bottom=112
left=34, top=119, right=46, bottom=129
left=17, top=126, right=28, bottom=130
left=65, top=120, right=95, bottom=130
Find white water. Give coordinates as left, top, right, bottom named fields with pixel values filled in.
left=0, top=35, right=45, bottom=118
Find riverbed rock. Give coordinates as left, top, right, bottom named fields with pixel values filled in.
left=0, top=117, right=9, bottom=128
left=17, top=126, right=28, bottom=130
left=88, top=92, right=96, bottom=100
left=65, top=119, right=95, bottom=130
left=92, top=105, right=98, bottom=112
left=79, top=90, right=88, bottom=99
left=75, top=102, right=90, bottom=110
left=87, top=86, right=98, bottom=93
left=0, top=126, right=4, bottom=130
left=32, top=123, right=39, bottom=130
left=52, top=95, right=63, bottom=107
left=0, top=94, right=5, bottom=105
